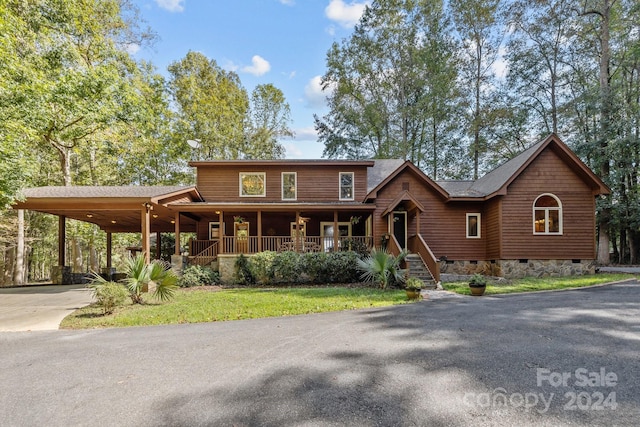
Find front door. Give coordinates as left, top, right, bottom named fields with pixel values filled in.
left=391, top=211, right=407, bottom=249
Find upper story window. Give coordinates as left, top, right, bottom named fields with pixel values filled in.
left=533, top=193, right=562, bottom=234
left=239, top=172, right=266, bottom=197
left=466, top=213, right=481, bottom=239
left=339, top=172, right=354, bottom=200
left=282, top=172, right=297, bottom=200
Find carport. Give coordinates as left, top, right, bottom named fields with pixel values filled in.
left=13, top=186, right=202, bottom=284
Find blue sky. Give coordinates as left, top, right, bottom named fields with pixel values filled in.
left=132, top=0, right=371, bottom=159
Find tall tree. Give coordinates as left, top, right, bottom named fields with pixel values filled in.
left=450, top=0, right=504, bottom=179
left=317, top=0, right=462, bottom=179
left=243, top=83, right=293, bottom=159
left=168, top=51, right=249, bottom=160
left=505, top=0, right=575, bottom=136
left=1, top=0, right=154, bottom=187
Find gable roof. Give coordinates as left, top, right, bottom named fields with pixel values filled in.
left=436, top=134, right=610, bottom=200
left=367, top=134, right=609, bottom=201
left=366, top=160, right=449, bottom=200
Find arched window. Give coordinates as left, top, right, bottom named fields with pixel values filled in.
left=533, top=194, right=562, bottom=235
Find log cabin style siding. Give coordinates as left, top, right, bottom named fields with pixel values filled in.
left=193, top=161, right=373, bottom=202
left=15, top=134, right=609, bottom=282
left=500, top=147, right=597, bottom=260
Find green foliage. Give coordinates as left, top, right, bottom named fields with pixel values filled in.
left=88, top=277, right=129, bottom=315
left=444, top=274, right=632, bottom=295
left=327, top=251, right=361, bottom=284
left=357, top=249, right=408, bottom=289
left=61, top=287, right=412, bottom=329
left=316, top=0, right=463, bottom=179
left=301, top=252, right=330, bottom=283
left=122, top=254, right=178, bottom=303
left=179, top=265, right=219, bottom=288
left=272, top=251, right=302, bottom=284
left=469, top=273, right=488, bottom=286
left=248, top=251, right=276, bottom=285
left=339, top=238, right=370, bottom=259
left=234, top=254, right=256, bottom=285
left=405, top=277, right=423, bottom=291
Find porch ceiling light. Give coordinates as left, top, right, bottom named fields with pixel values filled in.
left=111, top=220, right=117, bottom=224
left=152, top=214, right=158, bottom=218
left=170, top=220, right=175, bottom=224
left=86, top=214, right=93, bottom=218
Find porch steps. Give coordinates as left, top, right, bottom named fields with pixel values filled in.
left=405, top=254, right=436, bottom=289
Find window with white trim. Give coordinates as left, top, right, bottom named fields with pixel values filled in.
left=466, top=213, right=481, bottom=239
left=282, top=172, right=297, bottom=200
left=339, top=172, right=354, bottom=200
left=239, top=172, right=266, bottom=197
left=533, top=193, right=562, bottom=234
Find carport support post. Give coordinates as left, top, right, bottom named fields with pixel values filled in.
left=106, top=232, right=112, bottom=269
left=141, top=204, right=151, bottom=264
left=174, top=213, right=180, bottom=256
left=51, top=215, right=71, bottom=285
left=58, top=215, right=66, bottom=266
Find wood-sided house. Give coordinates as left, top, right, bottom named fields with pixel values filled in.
left=14, top=134, right=609, bottom=284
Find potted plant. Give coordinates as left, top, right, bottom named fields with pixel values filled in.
left=405, top=277, right=423, bottom=300
left=469, top=273, right=488, bottom=296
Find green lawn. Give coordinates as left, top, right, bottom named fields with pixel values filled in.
left=61, top=287, right=411, bottom=329
left=443, top=273, right=633, bottom=295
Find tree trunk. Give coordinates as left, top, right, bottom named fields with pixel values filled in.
left=71, top=237, right=83, bottom=273
left=13, top=209, right=25, bottom=286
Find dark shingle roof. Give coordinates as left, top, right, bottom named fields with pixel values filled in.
left=436, top=138, right=547, bottom=198
left=468, top=139, right=545, bottom=197
left=367, top=159, right=406, bottom=193
left=21, top=186, right=193, bottom=199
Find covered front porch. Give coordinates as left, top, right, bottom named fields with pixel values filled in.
left=174, top=203, right=377, bottom=266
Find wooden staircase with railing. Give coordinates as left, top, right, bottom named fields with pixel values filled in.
left=188, top=240, right=219, bottom=267
left=405, top=254, right=437, bottom=289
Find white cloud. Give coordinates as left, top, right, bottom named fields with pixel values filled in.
left=325, top=0, right=370, bottom=28
left=155, top=0, right=184, bottom=13
left=125, top=43, right=140, bottom=55
left=293, top=126, right=319, bottom=141
left=241, top=55, right=271, bottom=76
left=304, top=75, right=334, bottom=108
left=326, top=25, right=336, bottom=36
left=492, top=46, right=508, bottom=80
left=279, top=0, right=295, bottom=5
left=284, top=143, right=304, bottom=158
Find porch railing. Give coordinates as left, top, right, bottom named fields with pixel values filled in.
left=219, top=235, right=374, bottom=254
left=188, top=239, right=219, bottom=266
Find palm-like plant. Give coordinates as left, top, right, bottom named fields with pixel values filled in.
left=357, top=249, right=408, bottom=289
left=122, top=254, right=178, bottom=304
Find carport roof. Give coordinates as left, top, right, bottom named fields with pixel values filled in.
left=13, top=186, right=202, bottom=233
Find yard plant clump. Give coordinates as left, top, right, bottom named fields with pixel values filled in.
left=357, top=249, right=408, bottom=289
left=234, top=250, right=362, bottom=285
left=179, top=265, right=219, bottom=287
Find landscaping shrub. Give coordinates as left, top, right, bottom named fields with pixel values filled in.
left=273, top=251, right=302, bottom=283
left=339, top=238, right=370, bottom=258
left=327, top=251, right=360, bottom=283
left=179, top=265, right=218, bottom=287
left=357, top=249, right=408, bottom=289
left=248, top=251, right=277, bottom=285
left=122, top=255, right=178, bottom=303
left=234, top=254, right=255, bottom=285
left=89, top=281, right=128, bottom=315
left=302, top=251, right=329, bottom=283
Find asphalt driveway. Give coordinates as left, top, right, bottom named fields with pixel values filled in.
left=0, top=285, right=93, bottom=331
left=1, top=281, right=639, bottom=426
